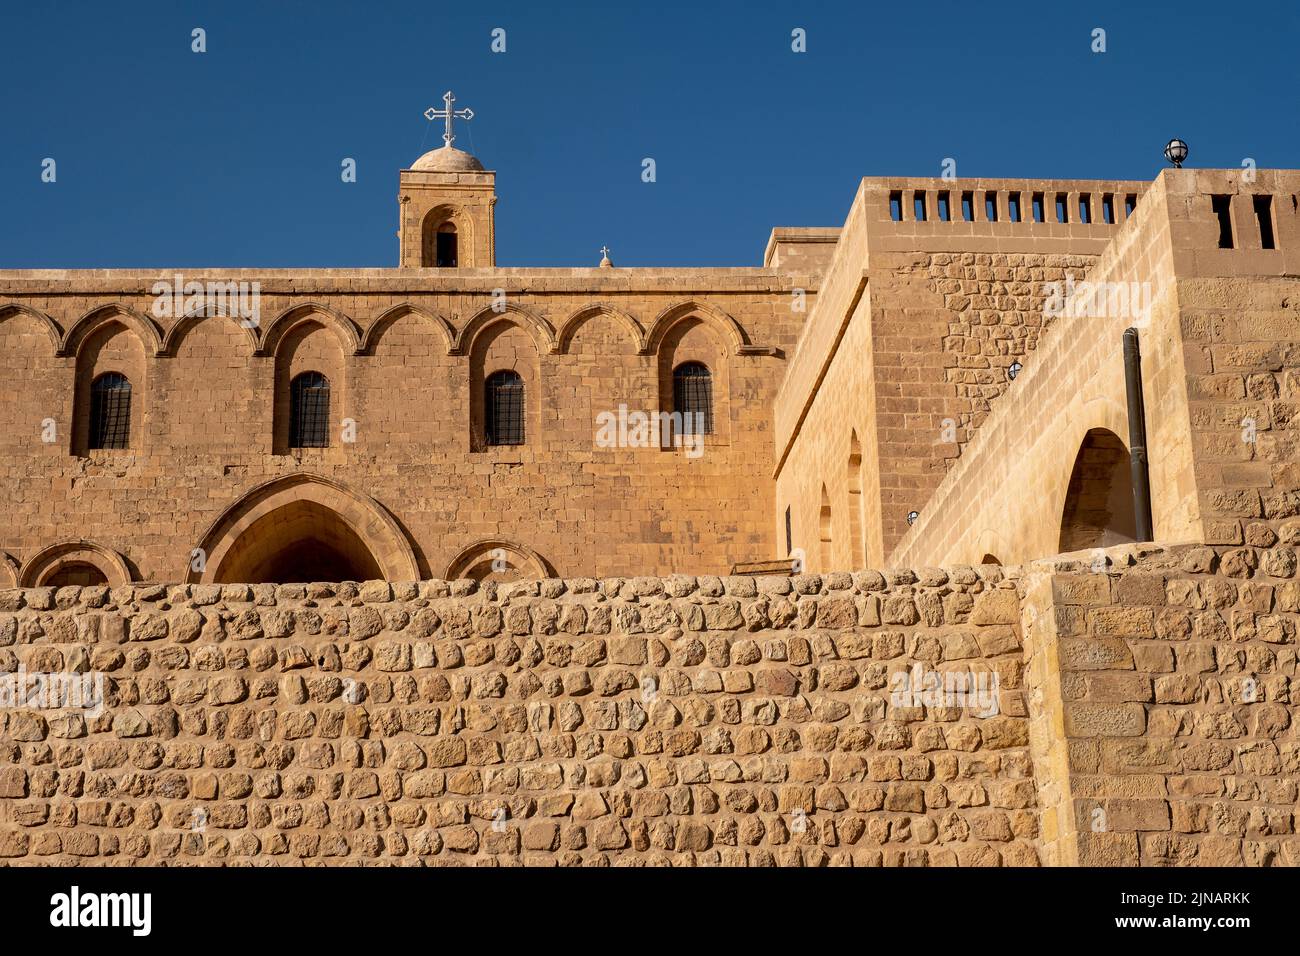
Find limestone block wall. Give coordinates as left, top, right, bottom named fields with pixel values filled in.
left=1165, top=168, right=1300, bottom=549
left=775, top=177, right=1147, bottom=572
left=890, top=173, right=1188, bottom=568
left=1022, top=539, right=1300, bottom=867
left=0, top=270, right=817, bottom=583
left=891, top=168, right=1300, bottom=570
left=0, top=566, right=1037, bottom=866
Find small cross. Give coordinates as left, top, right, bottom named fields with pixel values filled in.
left=424, top=90, right=474, bottom=148
left=599, top=245, right=611, bottom=259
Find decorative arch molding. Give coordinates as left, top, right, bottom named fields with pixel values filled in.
left=444, top=539, right=552, bottom=581
left=420, top=203, right=474, bottom=267
left=0, top=552, right=20, bottom=588
left=454, top=304, right=558, bottom=356
left=257, top=302, right=363, bottom=358
left=19, top=540, right=133, bottom=587
left=0, top=303, right=64, bottom=353
left=60, top=304, right=164, bottom=358
left=556, top=303, right=646, bottom=354
left=643, top=300, right=773, bottom=357
left=360, top=303, right=457, bottom=355
left=187, top=474, right=420, bottom=584
left=161, top=308, right=261, bottom=357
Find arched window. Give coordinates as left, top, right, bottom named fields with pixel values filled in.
left=673, top=362, right=713, bottom=435
left=436, top=222, right=458, bottom=267
left=289, top=371, right=330, bottom=448
left=485, top=370, right=525, bottom=445
left=89, top=372, right=132, bottom=450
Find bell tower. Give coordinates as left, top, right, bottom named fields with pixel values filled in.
left=398, top=91, right=496, bottom=269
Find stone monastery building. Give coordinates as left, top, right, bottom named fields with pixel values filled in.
left=3, top=106, right=1300, bottom=869
left=0, top=131, right=1297, bottom=590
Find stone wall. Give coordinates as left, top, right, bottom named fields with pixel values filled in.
left=892, top=168, right=1300, bottom=570
left=0, top=562, right=1034, bottom=866
left=0, top=271, right=815, bottom=584
left=773, top=176, right=1146, bottom=572
left=1023, top=538, right=1300, bottom=867
left=1, top=540, right=1295, bottom=866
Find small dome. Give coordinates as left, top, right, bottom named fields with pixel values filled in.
left=410, top=145, right=484, bottom=172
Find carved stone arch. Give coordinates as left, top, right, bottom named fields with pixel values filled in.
left=187, top=474, right=420, bottom=584
left=258, top=302, right=362, bottom=358
left=644, top=300, right=768, bottom=357
left=420, top=203, right=473, bottom=268
left=0, top=552, right=20, bottom=588
left=161, top=307, right=261, bottom=356
left=19, top=540, right=133, bottom=587
left=0, top=303, right=63, bottom=353
left=360, top=303, right=456, bottom=355
left=445, top=539, right=552, bottom=582
left=556, top=303, right=646, bottom=354
left=61, top=304, right=164, bottom=358
left=455, top=304, right=558, bottom=356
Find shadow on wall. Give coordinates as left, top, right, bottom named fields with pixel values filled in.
left=1058, top=427, right=1137, bottom=553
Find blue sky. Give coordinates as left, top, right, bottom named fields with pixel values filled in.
left=1, top=0, right=1295, bottom=268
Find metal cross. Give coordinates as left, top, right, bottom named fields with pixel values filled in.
left=599, top=245, right=611, bottom=259
left=424, top=90, right=474, bottom=148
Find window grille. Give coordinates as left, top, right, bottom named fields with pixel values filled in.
left=89, top=372, right=131, bottom=450
left=673, top=362, right=713, bottom=435
left=290, top=371, right=330, bottom=448
left=485, top=370, right=525, bottom=445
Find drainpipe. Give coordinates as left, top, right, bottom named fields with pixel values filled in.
left=1123, top=327, right=1155, bottom=541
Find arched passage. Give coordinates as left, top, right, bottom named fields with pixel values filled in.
left=847, top=430, right=864, bottom=568
left=190, top=475, right=420, bottom=584
left=818, top=485, right=833, bottom=571
left=210, top=499, right=384, bottom=584
left=1058, top=428, right=1137, bottom=553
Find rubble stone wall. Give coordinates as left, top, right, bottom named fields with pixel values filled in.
left=1, top=539, right=1296, bottom=866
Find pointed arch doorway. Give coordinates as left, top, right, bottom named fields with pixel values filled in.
left=189, top=475, right=420, bottom=584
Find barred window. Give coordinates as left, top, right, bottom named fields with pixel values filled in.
left=89, top=372, right=131, bottom=450
left=673, top=362, right=713, bottom=435
left=485, top=370, right=525, bottom=446
left=289, top=371, right=330, bottom=448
